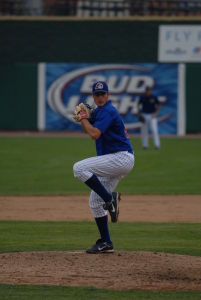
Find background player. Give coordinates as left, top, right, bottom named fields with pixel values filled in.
left=138, top=86, right=161, bottom=150
left=73, top=81, right=134, bottom=254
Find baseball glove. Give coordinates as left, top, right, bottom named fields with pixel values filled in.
left=138, top=114, right=145, bottom=123
left=73, top=103, right=93, bottom=122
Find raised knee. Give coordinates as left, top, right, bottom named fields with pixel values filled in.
left=73, top=162, right=83, bottom=179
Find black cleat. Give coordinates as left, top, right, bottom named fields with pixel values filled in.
left=103, top=192, right=121, bottom=223
left=86, top=239, right=114, bottom=254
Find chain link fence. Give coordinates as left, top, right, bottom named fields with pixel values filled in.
left=1, top=0, right=201, bottom=17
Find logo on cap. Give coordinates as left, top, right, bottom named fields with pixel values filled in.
left=95, top=82, right=104, bottom=90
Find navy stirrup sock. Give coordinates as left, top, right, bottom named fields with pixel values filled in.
left=95, top=216, right=112, bottom=244
left=85, top=174, right=112, bottom=203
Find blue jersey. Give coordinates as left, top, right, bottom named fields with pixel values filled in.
left=139, top=94, right=160, bottom=114
left=89, top=100, right=133, bottom=156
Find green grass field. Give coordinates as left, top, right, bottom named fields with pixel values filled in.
left=0, top=136, right=201, bottom=299
left=0, top=285, right=201, bottom=300
left=0, top=221, right=201, bottom=255
left=0, top=137, right=201, bottom=195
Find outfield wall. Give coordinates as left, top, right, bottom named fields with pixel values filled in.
left=0, top=64, right=37, bottom=130
left=0, top=19, right=201, bottom=133
left=0, top=20, right=159, bottom=63
left=186, top=64, right=201, bottom=133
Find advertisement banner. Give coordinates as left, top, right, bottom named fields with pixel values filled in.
left=158, top=25, right=201, bottom=62
left=39, top=63, right=178, bottom=134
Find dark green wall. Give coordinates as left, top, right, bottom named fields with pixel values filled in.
left=186, top=64, right=201, bottom=133
left=0, top=64, right=37, bottom=129
left=0, top=20, right=159, bottom=63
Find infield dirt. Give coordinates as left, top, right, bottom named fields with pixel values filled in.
left=1, top=195, right=201, bottom=222
left=0, top=195, right=201, bottom=291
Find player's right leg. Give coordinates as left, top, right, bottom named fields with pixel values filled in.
left=141, top=114, right=149, bottom=149
left=151, top=117, right=160, bottom=149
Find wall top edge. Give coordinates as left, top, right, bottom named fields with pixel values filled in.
left=0, top=16, right=201, bottom=22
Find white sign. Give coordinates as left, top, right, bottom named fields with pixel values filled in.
left=158, top=25, right=201, bottom=62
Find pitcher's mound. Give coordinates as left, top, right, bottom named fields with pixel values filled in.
left=0, top=251, right=201, bottom=291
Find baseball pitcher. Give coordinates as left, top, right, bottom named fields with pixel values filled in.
left=73, top=81, right=134, bottom=254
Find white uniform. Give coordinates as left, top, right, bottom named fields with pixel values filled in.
left=141, top=114, right=160, bottom=149
left=139, top=89, right=160, bottom=149
left=73, top=151, right=134, bottom=218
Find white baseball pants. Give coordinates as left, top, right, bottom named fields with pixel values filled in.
left=141, top=114, right=160, bottom=148
left=73, top=151, right=134, bottom=218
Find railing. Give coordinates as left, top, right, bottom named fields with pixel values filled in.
left=1, top=0, right=201, bottom=17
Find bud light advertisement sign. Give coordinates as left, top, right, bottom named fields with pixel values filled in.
left=41, top=63, right=178, bottom=134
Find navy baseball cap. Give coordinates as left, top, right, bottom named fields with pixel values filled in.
left=92, top=81, right=109, bottom=94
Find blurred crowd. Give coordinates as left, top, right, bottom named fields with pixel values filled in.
left=1, top=0, right=201, bottom=17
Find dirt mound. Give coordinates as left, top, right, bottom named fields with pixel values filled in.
left=0, top=251, right=201, bottom=291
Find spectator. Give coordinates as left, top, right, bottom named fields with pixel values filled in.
left=22, top=0, right=43, bottom=15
